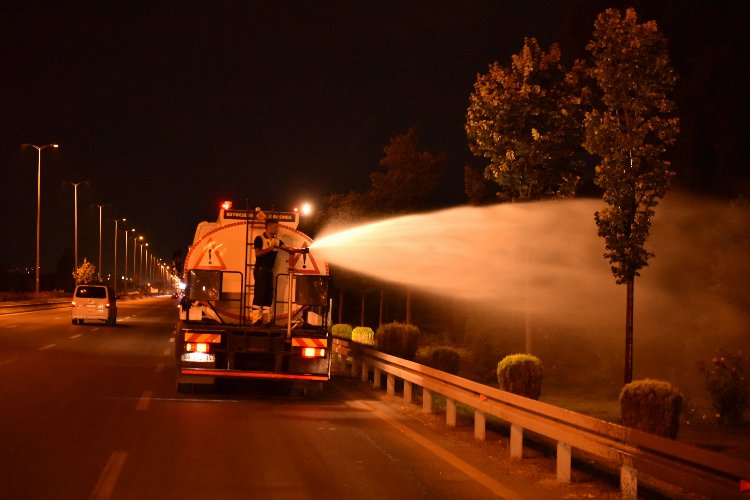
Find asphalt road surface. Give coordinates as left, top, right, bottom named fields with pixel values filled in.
left=0, top=298, right=572, bottom=500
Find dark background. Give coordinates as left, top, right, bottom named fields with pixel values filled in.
left=1, top=1, right=747, bottom=286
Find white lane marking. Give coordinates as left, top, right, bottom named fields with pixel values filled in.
left=168, top=337, right=174, bottom=343
left=136, top=390, right=153, bottom=411
left=162, top=348, right=171, bottom=356
left=336, top=386, right=521, bottom=500
left=155, top=363, right=165, bottom=373
left=90, top=450, right=127, bottom=500
left=39, top=344, right=56, bottom=351
left=4, top=325, right=18, bottom=328
left=0, top=358, right=17, bottom=366
left=70, top=334, right=83, bottom=339
left=92, top=328, right=100, bottom=331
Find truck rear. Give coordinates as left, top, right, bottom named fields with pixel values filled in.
left=175, top=203, right=331, bottom=394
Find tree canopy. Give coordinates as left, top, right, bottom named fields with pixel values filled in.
left=466, top=38, right=589, bottom=202
left=584, top=7, right=679, bottom=284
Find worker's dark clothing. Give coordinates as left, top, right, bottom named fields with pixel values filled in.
left=252, top=234, right=284, bottom=307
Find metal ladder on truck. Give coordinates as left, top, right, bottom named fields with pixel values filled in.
left=242, top=210, right=257, bottom=325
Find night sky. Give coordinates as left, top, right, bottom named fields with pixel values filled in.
left=1, top=2, right=747, bottom=280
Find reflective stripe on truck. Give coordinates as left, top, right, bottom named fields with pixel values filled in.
left=291, top=338, right=326, bottom=348
left=184, top=332, right=222, bottom=343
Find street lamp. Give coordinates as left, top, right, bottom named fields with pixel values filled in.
left=113, top=218, right=126, bottom=292
left=67, top=182, right=84, bottom=269
left=144, top=244, right=149, bottom=289
left=124, top=227, right=134, bottom=291
left=22, top=143, right=58, bottom=294
left=94, top=204, right=105, bottom=280
left=134, top=236, right=142, bottom=287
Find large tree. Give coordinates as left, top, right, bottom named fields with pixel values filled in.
left=466, top=38, right=589, bottom=201
left=583, top=8, right=679, bottom=384
left=323, top=127, right=443, bottom=326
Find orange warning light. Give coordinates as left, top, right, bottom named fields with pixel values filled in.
left=301, top=347, right=326, bottom=358
left=221, top=200, right=232, bottom=210
left=185, top=342, right=209, bottom=353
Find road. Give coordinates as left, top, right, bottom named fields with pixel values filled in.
left=0, top=298, right=570, bottom=500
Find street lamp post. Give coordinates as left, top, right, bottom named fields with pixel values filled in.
left=124, top=228, right=133, bottom=292
left=95, top=205, right=104, bottom=280
left=134, top=236, right=141, bottom=287
left=67, top=182, right=83, bottom=269
left=23, top=143, right=58, bottom=294
left=113, top=218, right=126, bottom=293
left=144, top=244, right=149, bottom=289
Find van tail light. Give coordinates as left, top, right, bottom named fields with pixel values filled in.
left=105, top=303, right=110, bottom=308
left=71, top=301, right=76, bottom=306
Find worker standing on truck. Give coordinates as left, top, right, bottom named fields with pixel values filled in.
left=251, top=219, right=304, bottom=325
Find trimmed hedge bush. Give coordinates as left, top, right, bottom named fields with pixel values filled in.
left=497, top=354, right=543, bottom=400
left=619, top=379, right=683, bottom=439
left=375, top=322, right=420, bottom=361
left=427, top=347, right=461, bottom=375
left=351, top=326, right=375, bottom=346
left=698, top=350, right=748, bottom=426
left=331, top=323, right=353, bottom=340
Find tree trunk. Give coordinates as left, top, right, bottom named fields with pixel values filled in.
left=360, top=291, right=365, bottom=327
left=405, top=288, right=412, bottom=324
left=379, top=290, right=384, bottom=327
left=624, top=279, right=635, bottom=384
left=337, top=289, right=343, bottom=324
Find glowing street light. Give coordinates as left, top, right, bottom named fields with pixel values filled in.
left=22, top=143, right=58, bottom=294
left=301, top=202, right=313, bottom=216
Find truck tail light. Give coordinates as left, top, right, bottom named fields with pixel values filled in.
left=71, top=301, right=76, bottom=306
left=185, top=342, right=209, bottom=353
left=301, top=347, right=326, bottom=359
left=105, top=303, right=110, bottom=308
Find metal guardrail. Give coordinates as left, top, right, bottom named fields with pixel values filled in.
left=0, top=299, right=71, bottom=315
left=0, top=293, right=161, bottom=316
left=332, top=337, right=750, bottom=499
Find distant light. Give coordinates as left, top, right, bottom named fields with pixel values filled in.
left=221, top=200, right=232, bottom=210
left=301, top=203, right=312, bottom=216
left=52, top=144, right=59, bottom=148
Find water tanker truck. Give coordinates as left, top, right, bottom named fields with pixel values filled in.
left=175, top=202, right=330, bottom=394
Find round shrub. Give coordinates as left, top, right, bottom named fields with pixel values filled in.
left=427, top=347, right=461, bottom=375
left=497, top=354, right=543, bottom=400
left=351, top=326, right=375, bottom=346
left=331, top=323, right=353, bottom=340
left=375, top=322, right=420, bottom=361
left=698, top=350, right=748, bottom=426
left=619, top=379, right=683, bottom=438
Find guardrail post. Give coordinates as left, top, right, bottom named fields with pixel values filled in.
left=474, top=411, right=486, bottom=441
left=556, top=442, right=571, bottom=483
left=361, top=361, right=368, bottom=383
left=422, top=389, right=432, bottom=414
left=386, top=374, right=395, bottom=396
left=620, top=457, right=637, bottom=500
left=373, top=367, right=381, bottom=389
left=403, top=381, right=412, bottom=404
left=510, top=424, right=523, bottom=460
left=446, top=399, right=457, bottom=427
left=350, top=358, right=358, bottom=377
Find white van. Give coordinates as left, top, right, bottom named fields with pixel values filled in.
left=71, top=284, right=117, bottom=325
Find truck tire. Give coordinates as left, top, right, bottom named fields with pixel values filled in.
left=176, top=382, right=195, bottom=394
left=303, top=381, right=325, bottom=399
